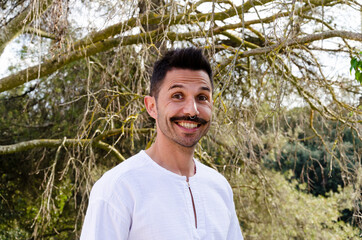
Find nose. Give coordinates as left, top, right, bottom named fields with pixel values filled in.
left=183, top=98, right=199, bottom=117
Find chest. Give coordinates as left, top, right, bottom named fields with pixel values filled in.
left=127, top=178, right=232, bottom=240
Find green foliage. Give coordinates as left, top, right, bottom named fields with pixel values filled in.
left=230, top=169, right=359, bottom=239
left=262, top=107, right=361, bottom=197
left=350, top=52, right=362, bottom=84
left=0, top=46, right=155, bottom=238
left=0, top=59, right=91, bottom=238
left=202, top=97, right=361, bottom=235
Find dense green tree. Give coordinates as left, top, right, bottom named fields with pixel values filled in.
left=231, top=169, right=359, bottom=239
left=263, top=107, right=361, bottom=196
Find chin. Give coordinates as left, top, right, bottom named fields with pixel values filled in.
left=175, top=139, right=200, bottom=148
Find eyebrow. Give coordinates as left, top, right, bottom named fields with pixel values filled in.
left=168, top=84, right=211, bottom=92
left=200, top=86, right=211, bottom=92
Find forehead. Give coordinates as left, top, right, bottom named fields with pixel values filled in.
left=160, top=68, right=212, bottom=91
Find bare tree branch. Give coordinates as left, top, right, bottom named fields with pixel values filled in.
left=238, top=31, right=362, bottom=58
left=72, top=0, right=274, bottom=50
left=24, top=26, right=56, bottom=40
left=1, top=29, right=360, bottom=93
left=0, top=138, right=125, bottom=161
left=0, top=0, right=54, bottom=55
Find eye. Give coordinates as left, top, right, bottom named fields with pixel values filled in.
left=172, top=93, right=183, bottom=100
left=198, top=95, right=208, bottom=101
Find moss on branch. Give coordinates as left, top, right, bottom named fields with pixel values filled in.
left=1, top=29, right=361, bottom=93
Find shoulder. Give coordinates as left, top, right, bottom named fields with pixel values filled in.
left=80, top=153, right=148, bottom=239
left=196, top=161, right=232, bottom=191
left=89, top=150, right=149, bottom=201
left=196, top=161, right=229, bottom=182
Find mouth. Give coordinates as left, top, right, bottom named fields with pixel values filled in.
left=170, top=116, right=208, bottom=130
left=176, top=121, right=200, bottom=129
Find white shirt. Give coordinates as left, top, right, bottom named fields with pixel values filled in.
left=80, top=150, right=243, bottom=240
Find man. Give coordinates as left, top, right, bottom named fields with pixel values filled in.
left=80, top=47, right=243, bottom=240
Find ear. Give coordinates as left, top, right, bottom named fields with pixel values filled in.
left=144, top=96, right=157, bottom=119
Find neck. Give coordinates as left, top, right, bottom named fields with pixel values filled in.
left=145, top=137, right=196, bottom=178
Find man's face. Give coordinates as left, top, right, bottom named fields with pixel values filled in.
left=153, top=68, right=213, bottom=148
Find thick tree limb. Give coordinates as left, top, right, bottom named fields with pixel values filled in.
left=0, top=29, right=360, bottom=93
left=72, top=0, right=336, bottom=51
left=93, top=141, right=125, bottom=161
left=0, top=0, right=54, bottom=55
left=0, top=0, right=346, bottom=93
left=238, top=30, right=362, bottom=58
left=24, top=26, right=56, bottom=40
left=0, top=139, right=87, bottom=154
left=0, top=128, right=156, bottom=160
left=0, top=138, right=125, bottom=161
left=72, top=0, right=274, bottom=50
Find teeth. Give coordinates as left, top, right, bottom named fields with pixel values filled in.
left=178, top=122, right=198, bottom=129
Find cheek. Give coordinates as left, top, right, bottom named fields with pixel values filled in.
left=164, top=102, right=183, bottom=114
left=199, top=105, right=212, bottom=119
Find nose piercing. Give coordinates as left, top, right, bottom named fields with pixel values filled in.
left=190, top=116, right=196, bottom=119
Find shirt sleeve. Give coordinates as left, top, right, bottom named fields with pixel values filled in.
left=80, top=198, right=131, bottom=240
left=226, top=184, right=244, bottom=240
left=227, top=204, right=244, bottom=240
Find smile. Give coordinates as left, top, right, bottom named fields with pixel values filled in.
left=170, top=116, right=208, bottom=129
left=177, top=121, right=199, bottom=129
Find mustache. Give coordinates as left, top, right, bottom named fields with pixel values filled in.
left=170, top=116, right=208, bottom=125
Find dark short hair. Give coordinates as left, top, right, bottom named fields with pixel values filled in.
left=150, top=47, right=213, bottom=98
